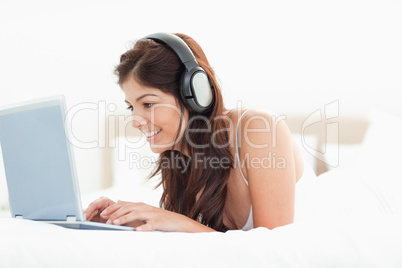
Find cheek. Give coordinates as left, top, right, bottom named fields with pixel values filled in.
left=154, top=108, right=179, bottom=127
left=154, top=107, right=186, bottom=135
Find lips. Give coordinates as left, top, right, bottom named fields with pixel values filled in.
left=144, top=129, right=162, bottom=138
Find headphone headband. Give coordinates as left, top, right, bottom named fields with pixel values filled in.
left=145, top=33, right=198, bottom=71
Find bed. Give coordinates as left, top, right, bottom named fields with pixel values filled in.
left=1, top=107, right=402, bottom=267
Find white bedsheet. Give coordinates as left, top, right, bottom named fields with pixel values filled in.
left=1, top=213, right=402, bottom=268
left=4, top=160, right=401, bottom=268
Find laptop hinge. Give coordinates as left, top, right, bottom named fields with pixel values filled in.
left=66, top=216, right=77, bottom=222
left=15, top=215, right=23, bottom=219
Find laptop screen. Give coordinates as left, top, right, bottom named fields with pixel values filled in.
left=0, top=96, right=84, bottom=221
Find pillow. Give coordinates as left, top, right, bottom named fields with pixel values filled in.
left=295, top=109, right=402, bottom=222
left=321, top=143, right=362, bottom=171
left=295, top=165, right=402, bottom=223
left=355, top=108, right=402, bottom=177
left=354, top=108, right=402, bottom=214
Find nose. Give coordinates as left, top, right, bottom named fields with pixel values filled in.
left=131, top=111, right=148, bottom=129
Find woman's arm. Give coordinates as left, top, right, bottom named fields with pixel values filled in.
left=238, top=110, right=297, bottom=230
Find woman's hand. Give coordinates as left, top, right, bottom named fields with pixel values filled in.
left=100, top=200, right=178, bottom=231
left=99, top=200, right=216, bottom=232
left=85, top=197, right=216, bottom=232
left=84, top=196, right=116, bottom=223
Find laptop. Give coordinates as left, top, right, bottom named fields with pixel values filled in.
left=0, top=95, right=134, bottom=231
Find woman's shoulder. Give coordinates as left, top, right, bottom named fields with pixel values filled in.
left=226, top=108, right=293, bottom=150
left=221, top=108, right=292, bottom=152
left=223, top=108, right=284, bottom=129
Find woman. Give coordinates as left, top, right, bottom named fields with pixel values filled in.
left=85, top=32, right=315, bottom=232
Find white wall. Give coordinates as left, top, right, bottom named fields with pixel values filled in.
left=0, top=0, right=401, bottom=194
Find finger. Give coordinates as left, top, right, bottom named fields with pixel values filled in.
left=85, top=206, right=103, bottom=221
left=85, top=211, right=94, bottom=221
left=85, top=201, right=100, bottom=217
left=92, top=197, right=115, bottom=211
left=135, top=222, right=153, bottom=232
left=85, top=206, right=101, bottom=221
left=105, top=203, right=135, bottom=224
left=85, top=197, right=115, bottom=220
left=87, top=209, right=104, bottom=221
left=112, top=210, right=152, bottom=228
left=84, top=205, right=97, bottom=220
left=101, top=200, right=147, bottom=217
left=100, top=200, right=126, bottom=217
left=83, top=208, right=90, bottom=219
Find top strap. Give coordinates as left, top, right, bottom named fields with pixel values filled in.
left=235, top=109, right=250, bottom=186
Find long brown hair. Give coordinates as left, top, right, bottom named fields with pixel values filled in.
left=115, top=33, right=234, bottom=231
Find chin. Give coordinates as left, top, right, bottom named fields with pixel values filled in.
left=149, top=144, right=168, bottom=155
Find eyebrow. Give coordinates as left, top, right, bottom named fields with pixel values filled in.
left=125, top=93, right=158, bottom=105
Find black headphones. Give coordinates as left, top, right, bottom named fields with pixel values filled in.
left=145, top=32, right=215, bottom=114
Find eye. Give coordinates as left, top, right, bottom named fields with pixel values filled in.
left=126, top=106, right=133, bottom=111
left=144, top=103, right=154, bottom=108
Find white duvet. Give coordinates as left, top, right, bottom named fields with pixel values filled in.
left=1, top=162, right=402, bottom=268
left=1, top=212, right=401, bottom=268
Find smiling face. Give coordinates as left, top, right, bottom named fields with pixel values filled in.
left=122, top=76, right=189, bottom=155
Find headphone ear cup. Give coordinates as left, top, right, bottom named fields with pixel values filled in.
left=180, top=67, right=214, bottom=114
left=192, top=71, right=214, bottom=108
